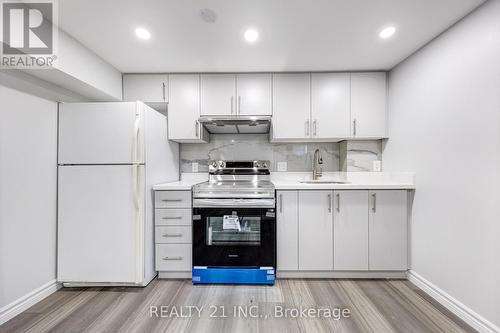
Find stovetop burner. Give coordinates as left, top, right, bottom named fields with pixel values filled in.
left=193, top=160, right=275, bottom=199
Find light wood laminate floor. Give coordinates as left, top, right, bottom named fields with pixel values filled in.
left=1, top=279, right=475, bottom=333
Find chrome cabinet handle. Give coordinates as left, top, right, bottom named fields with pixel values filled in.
left=163, top=256, right=183, bottom=261
left=162, top=82, right=166, bottom=101
left=238, top=96, right=241, bottom=115
left=162, top=216, right=182, bottom=220
left=279, top=194, right=283, bottom=213
left=195, top=120, right=199, bottom=138
left=305, top=120, right=310, bottom=137
left=231, top=96, right=234, bottom=114
left=336, top=193, right=340, bottom=212
left=371, top=193, right=376, bottom=213
left=313, top=120, right=317, bottom=136
left=162, top=199, right=182, bottom=202
left=328, top=193, right=332, bottom=213
left=353, top=118, right=357, bottom=136
left=162, top=233, right=183, bottom=238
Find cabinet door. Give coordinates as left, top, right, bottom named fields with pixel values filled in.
left=123, top=74, right=168, bottom=103
left=350, top=72, right=387, bottom=138
left=236, top=74, right=272, bottom=116
left=369, top=190, right=408, bottom=271
left=168, top=74, right=206, bottom=142
left=333, top=190, right=369, bottom=270
left=311, top=73, right=350, bottom=139
left=276, top=191, right=298, bottom=271
left=298, top=190, right=333, bottom=270
left=200, top=74, right=236, bottom=115
left=272, top=73, right=311, bottom=140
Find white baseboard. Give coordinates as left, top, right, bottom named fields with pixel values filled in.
left=0, top=280, right=61, bottom=326
left=158, top=271, right=191, bottom=279
left=278, top=270, right=407, bottom=279
left=407, top=270, right=499, bottom=333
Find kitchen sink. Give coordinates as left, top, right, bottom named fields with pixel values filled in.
left=299, top=180, right=350, bottom=184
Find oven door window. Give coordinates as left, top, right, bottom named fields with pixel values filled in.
left=206, top=215, right=261, bottom=246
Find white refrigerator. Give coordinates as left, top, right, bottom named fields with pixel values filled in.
left=57, top=102, right=179, bottom=286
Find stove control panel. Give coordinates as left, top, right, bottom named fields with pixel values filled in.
left=209, top=160, right=270, bottom=173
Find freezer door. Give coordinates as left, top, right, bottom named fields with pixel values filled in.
left=58, top=102, right=144, bottom=164
left=58, top=165, right=144, bottom=284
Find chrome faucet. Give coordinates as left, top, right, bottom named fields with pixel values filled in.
left=312, top=149, right=323, bottom=180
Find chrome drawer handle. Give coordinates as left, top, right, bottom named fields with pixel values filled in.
left=163, top=256, right=183, bottom=261
left=162, top=216, right=182, bottom=219
left=162, top=233, right=183, bottom=237
left=162, top=199, right=183, bottom=202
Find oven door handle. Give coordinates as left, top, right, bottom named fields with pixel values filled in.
left=193, top=198, right=275, bottom=208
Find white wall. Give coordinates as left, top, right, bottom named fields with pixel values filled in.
left=0, top=86, right=58, bottom=317
left=27, top=29, right=123, bottom=102
left=385, top=0, right=500, bottom=330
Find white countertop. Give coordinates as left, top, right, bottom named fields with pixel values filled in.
left=271, top=180, right=414, bottom=190
left=153, top=173, right=207, bottom=190
left=153, top=180, right=203, bottom=190
left=271, top=172, right=415, bottom=190
left=153, top=172, right=415, bottom=191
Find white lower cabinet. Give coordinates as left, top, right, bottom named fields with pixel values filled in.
left=333, top=190, right=369, bottom=271
left=154, top=190, right=192, bottom=276
left=277, top=189, right=408, bottom=274
left=276, top=191, right=298, bottom=270
left=368, top=190, right=408, bottom=271
left=156, top=244, right=192, bottom=271
left=298, top=190, right=333, bottom=271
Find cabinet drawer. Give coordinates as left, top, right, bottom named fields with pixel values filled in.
left=155, top=191, right=191, bottom=208
left=156, top=244, right=191, bottom=271
left=155, top=209, right=192, bottom=226
left=155, top=226, right=192, bottom=244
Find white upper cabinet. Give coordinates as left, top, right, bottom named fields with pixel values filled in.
left=311, top=73, right=350, bottom=139
left=298, top=190, right=333, bottom=271
left=369, top=190, right=408, bottom=271
left=333, top=190, right=369, bottom=271
left=350, top=72, right=387, bottom=138
left=200, top=74, right=236, bottom=116
left=168, top=74, right=208, bottom=143
left=276, top=191, right=299, bottom=271
left=236, top=74, right=272, bottom=116
left=123, top=74, right=168, bottom=103
left=272, top=73, right=311, bottom=140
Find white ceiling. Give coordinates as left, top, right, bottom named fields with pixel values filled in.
left=59, top=0, right=485, bottom=73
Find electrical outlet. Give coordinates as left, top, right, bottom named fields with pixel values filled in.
left=372, top=160, right=382, bottom=172
left=277, top=162, right=287, bottom=172
left=192, top=162, right=199, bottom=172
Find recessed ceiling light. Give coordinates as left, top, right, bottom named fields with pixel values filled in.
left=379, top=26, right=396, bottom=39
left=135, top=27, right=151, bottom=40
left=244, top=29, right=259, bottom=43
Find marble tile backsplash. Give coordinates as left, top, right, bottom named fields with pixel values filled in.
left=180, top=134, right=340, bottom=173
left=339, top=140, right=382, bottom=172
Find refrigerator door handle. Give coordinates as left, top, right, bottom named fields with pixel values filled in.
left=132, top=110, right=141, bottom=164
left=132, top=109, right=143, bottom=284
left=132, top=110, right=141, bottom=207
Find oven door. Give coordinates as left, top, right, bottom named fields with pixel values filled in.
left=192, top=205, right=276, bottom=267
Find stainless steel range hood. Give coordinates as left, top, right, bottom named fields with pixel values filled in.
left=198, top=116, right=271, bottom=134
